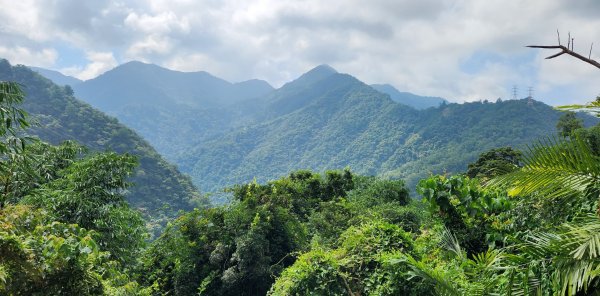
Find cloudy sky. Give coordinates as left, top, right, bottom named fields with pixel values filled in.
left=0, top=0, right=598, bottom=105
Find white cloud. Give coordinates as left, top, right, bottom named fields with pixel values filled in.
left=0, top=0, right=47, bottom=42
left=126, top=35, right=174, bottom=58
left=0, top=46, right=57, bottom=67
left=0, top=0, right=598, bottom=104
left=124, top=11, right=190, bottom=34
left=61, top=51, right=118, bottom=80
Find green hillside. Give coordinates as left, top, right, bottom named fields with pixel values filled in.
left=181, top=69, right=596, bottom=192
left=0, top=59, right=207, bottom=220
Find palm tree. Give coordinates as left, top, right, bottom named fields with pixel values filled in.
left=403, top=134, right=600, bottom=295
left=490, top=134, right=600, bottom=295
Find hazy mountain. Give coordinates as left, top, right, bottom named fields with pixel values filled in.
left=178, top=66, right=596, bottom=191
left=29, top=66, right=82, bottom=86
left=72, top=61, right=273, bottom=111
left=371, top=83, right=446, bottom=109
left=45, top=61, right=274, bottom=160
left=1, top=59, right=207, bottom=221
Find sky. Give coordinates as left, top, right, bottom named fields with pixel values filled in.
left=0, top=0, right=598, bottom=105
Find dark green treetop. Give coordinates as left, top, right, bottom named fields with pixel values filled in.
left=466, top=147, right=523, bottom=180
left=556, top=111, right=584, bottom=138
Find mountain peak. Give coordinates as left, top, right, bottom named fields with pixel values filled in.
left=121, top=60, right=147, bottom=67
left=291, top=64, right=338, bottom=87
left=310, top=64, right=337, bottom=74
left=117, top=60, right=162, bottom=72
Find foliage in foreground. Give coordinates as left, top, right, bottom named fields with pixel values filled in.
left=0, top=81, right=149, bottom=295
left=403, top=125, right=600, bottom=295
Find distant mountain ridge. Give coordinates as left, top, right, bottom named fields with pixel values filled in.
left=73, top=61, right=274, bottom=112
left=30, top=66, right=82, bottom=86
left=371, top=84, right=447, bottom=109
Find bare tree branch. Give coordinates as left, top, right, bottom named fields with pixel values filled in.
left=527, top=44, right=600, bottom=69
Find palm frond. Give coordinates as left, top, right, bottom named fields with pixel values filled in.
left=399, top=254, right=461, bottom=296
left=563, top=214, right=600, bottom=260
left=508, top=273, right=542, bottom=296
left=488, top=136, right=600, bottom=200
left=471, top=248, right=504, bottom=272
left=554, top=258, right=600, bottom=296
left=520, top=231, right=562, bottom=259
left=440, top=226, right=465, bottom=261
left=557, top=97, right=600, bottom=117
left=516, top=215, right=600, bottom=295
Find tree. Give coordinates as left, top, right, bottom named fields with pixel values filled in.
left=0, top=81, right=30, bottom=208
left=0, top=82, right=149, bottom=294
left=21, top=152, right=147, bottom=266
left=556, top=111, right=584, bottom=138
left=417, top=175, right=511, bottom=254
left=466, top=147, right=523, bottom=180
left=269, top=221, right=427, bottom=296
left=0, top=81, right=29, bottom=151
left=0, top=141, right=85, bottom=207
left=0, top=205, right=106, bottom=295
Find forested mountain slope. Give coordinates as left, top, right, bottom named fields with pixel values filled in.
left=0, top=59, right=207, bottom=219
left=180, top=68, right=596, bottom=191
left=66, top=61, right=273, bottom=160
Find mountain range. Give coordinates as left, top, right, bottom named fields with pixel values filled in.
left=64, top=61, right=274, bottom=160
left=177, top=68, right=596, bottom=191
left=30, top=62, right=596, bottom=195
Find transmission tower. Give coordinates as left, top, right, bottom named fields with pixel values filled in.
left=527, top=86, right=534, bottom=105
left=512, top=85, right=518, bottom=100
